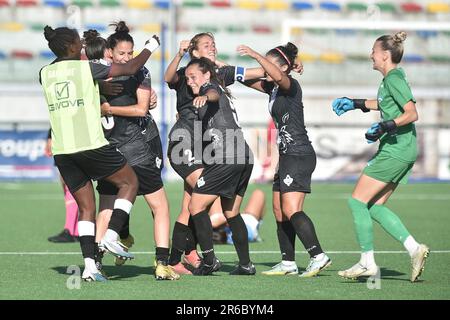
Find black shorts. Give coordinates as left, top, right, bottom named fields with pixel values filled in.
left=97, top=136, right=164, bottom=196
left=193, top=163, right=251, bottom=199
left=273, top=153, right=316, bottom=194
left=168, top=121, right=203, bottom=180
left=54, top=144, right=127, bottom=194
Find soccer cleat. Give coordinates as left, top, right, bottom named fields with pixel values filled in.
left=183, top=250, right=202, bottom=268
left=261, top=262, right=298, bottom=276
left=192, top=257, right=222, bottom=276
left=171, top=262, right=193, bottom=275
left=82, top=269, right=108, bottom=282
left=48, top=229, right=78, bottom=243
left=94, top=250, right=108, bottom=279
left=410, top=244, right=430, bottom=282
left=154, top=261, right=181, bottom=280
left=101, top=239, right=134, bottom=261
left=299, top=254, right=332, bottom=278
left=229, top=262, right=256, bottom=275
left=338, top=262, right=379, bottom=279
left=115, top=234, right=134, bottom=266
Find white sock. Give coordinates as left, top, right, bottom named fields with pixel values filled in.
left=78, top=220, right=95, bottom=237
left=281, top=260, right=296, bottom=266
left=84, top=258, right=98, bottom=273
left=360, top=250, right=376, bottom=266
left=403, top=235, right=420, bottom=257
left=103, top=229, right=119, bottom=242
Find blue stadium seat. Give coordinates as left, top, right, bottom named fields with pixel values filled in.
left=403, top=54, right=425, bottom=63
left=291, top=1, right=313, bottom=11
left=43, top=0, right=65, bottom=8
left=154, top=0, right=170, bottom=9
left=39, top=50, right=56, bottom=60
left=0, top=51, right=6, bottom=59
left=319, top=1, right=341, bottom=12
left=85, top=23, right=107, bottom=32
left=417, top=30, right=438, bottom=39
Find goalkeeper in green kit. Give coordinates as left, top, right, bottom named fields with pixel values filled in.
left=331, top=31, right=429, bottom=282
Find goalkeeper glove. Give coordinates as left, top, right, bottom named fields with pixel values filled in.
left=332, top=97, right=369, bottom=116
left=365, top=120, right=397, bottom=143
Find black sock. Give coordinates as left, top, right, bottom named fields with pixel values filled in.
left=289, top=211, right=323, bottom=258
left=119, top=215, right=130, bottom=239
left=79, top=236, right=96, bottom=259
left=276, top=221, right=296, bottom=261
left=191, top=211, right=215, bottom=265
left=108, top=208, right=129, bottom=234
left=169, top=222, right=188, bottom=265
left=156, top=247, right=170, bottom=264
left=185, top=216, right=198, bottom=254
left=227, top=214, right=250, bottom=265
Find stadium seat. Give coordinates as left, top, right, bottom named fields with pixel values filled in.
left=429, top=55, right=450, bottom=63
left=401, top=2, right=423, bottom=13
left=347, top=54, right=369, bottom=61
left=43, top=0, right=65, bottom=8
left=140, top=23, right=160, bottom=33
left=39, top=50, right=56, bottom=60
left=182, top=0, right=204, bottom=8
left=264, top=0, right=289, bottom=11
left=210, top=0, right=231, bottom=8
left=16, top=0, right=38, bottom=6
left=11, top=50, right=34, bottom=59
left=85, top=23, right=107, bottom=32
left=71, top=0, right=93, bottom=8
left=291, top=1, right=313, bottom=11
left=126, top=0, right=151, bottom=9
left=298, top=52, right=316, bottom=62
left=346, top=2, right=367, bottom=12
left=426, top=2, right=450, bottom=13
left=0, top=51, right=6, bottom=59
left=417, top=30, right=438, bottom=39
left=376, top=2, right=397, bottom=13
left=0, top=22, right=25, bottom=32
left=320, top=52, right=344, bottom=64
left=30, top=23, right=46, bottom=32
left=0, top=0, right=10, bottom=7
left=217, top=53, right=231, bottom=61
left=99, top=0, right=121, bottom=7
left=236, top=0, right=261, bottom=10
left=252, top=25, right=273, bottom=34
left=154, top=0, right=170, bottom=9
left=319, top=1, right=341, bottom=12
left=403, top=54, right=425, bottom=63
left=196, top=25, right=219, bottom=33
left=225, top=25, right=246, bottom=33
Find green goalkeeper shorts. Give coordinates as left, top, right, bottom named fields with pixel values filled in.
left=363, top=152, right=414, bottom=184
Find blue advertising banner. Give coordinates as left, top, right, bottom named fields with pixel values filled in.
left=0, top=130, right=56, bottom=180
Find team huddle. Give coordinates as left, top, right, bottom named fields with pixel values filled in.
left=40, top=21, right=429, bottom=283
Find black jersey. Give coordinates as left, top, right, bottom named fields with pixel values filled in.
left=262, top=77, right=314, bottom=156
left=198, top=82, right=252, bottom=163
left=103, top=66, right=153, bottom=166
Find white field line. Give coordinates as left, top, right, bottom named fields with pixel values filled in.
left=0, top=250, right=449, bottom=255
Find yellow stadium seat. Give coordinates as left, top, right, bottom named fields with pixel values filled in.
left=126, top=0, right=151, bottom=9
left=320, top=52, right=344, bottom=64
left=0, top=22, right=25, bottom=32
left=298, top=52, right=316, bottom=62
left=427, top=2, right=450, bottom=13
left=237, top=0, right=261, bottom=10
left=264, top=0, right=289, bottom=10
left=140, top=23, right=160, bottom=33
left=291, top=27, right=304, bottom=36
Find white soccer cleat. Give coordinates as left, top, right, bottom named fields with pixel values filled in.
left=100, top=239, right=135, bottom=260
left=410, top=244, right=430, bottom=282
left=338, top=262, right=379, bottom=279
left=299, top=254, right=332, bottom=278
left=261, top=262, right=298, bottom=276
left=82, top=269, right=108, bottom=282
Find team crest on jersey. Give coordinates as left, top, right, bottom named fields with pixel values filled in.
left=283, top=174, right=293, bottom=186
left=197, top=177, right=205, bottom=188
left=155, top=157, right=162, bottom=169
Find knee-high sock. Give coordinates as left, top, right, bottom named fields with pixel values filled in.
left=276, top=221, right=296, bottom=262
left=78, top=220, right=96, bottom=272
left=169, top=222, right=189, bottom=265
left=227, top=214, right=250, bottom=265
left=348, top=197, right=373, bottom=252
left=63, top=185, right=79, bottom=236
left=289, top=211, right=323, bottom=258
left=369, top=204, right=411, bottom=243
left=119, top=215, right=130, bottom=239
left=191, top=211, right=215, bottom=265
left=185, top=215, right=198, bottom=254
left=104, top=199, right=133, bottom=242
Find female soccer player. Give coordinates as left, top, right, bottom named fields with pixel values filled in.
left=185, top=57, right=255, bottom=275
left=237, top=42, right=331, bottom=277
left=84, top=23, right=179, bottom=280
left=164, top=33, right=265, bottom=274
left=331, top=31, right=429, bottom=282
left=41, top=25, right=159, bottom=281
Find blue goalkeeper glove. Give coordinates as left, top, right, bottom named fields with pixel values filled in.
left=332, top=97, right=369, bottom=116
left=365, top=120, right=397, bottom=143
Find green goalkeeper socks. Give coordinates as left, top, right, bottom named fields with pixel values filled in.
left=369, top=204, right=411, bottom=243
left=348, top=197, right=374, bottom=252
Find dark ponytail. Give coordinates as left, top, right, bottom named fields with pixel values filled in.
left=83, top=29, right=107, bottom=60
left=107, top=21, right=134, bottom=50
left=44, top=25, right=79, bottom=58
left=267, top=42, right=298, bottom=72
